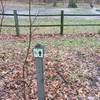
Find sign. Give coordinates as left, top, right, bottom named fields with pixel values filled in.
left=33, top=48, right=43, bottom=58
left=32, top=43, right=44, bottom=58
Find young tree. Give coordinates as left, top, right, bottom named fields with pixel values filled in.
left=68, top=0, right=77, bottom=8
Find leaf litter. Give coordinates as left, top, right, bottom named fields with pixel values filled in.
left=0, top=32, right=100, bottom=99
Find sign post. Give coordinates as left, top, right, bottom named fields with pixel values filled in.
left=32, top=44, right=45, bottom=100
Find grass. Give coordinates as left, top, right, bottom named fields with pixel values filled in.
left=51, top=38, right=99, bottom=48
left=0, top=14, right=100, bottom=48
left=3, top=1, right=64, bottom=8
left=13, top=37, right=100, bottom=50
left=1, top=17, right=100, bottom=34
left=4, top=1, right=100, bottom=8
left=97, top=29, right=100, bottom=35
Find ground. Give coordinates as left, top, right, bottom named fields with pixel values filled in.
left=0, top=32, right=100, bottom=99
left=1, top=1, right=100, bottom=8
left=0, top=1, right=100, bottom=99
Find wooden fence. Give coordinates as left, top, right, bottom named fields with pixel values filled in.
left=0, top=10, right=100, bottom=36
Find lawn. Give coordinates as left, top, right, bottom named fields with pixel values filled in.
left=1, top=17, right=100, bottom=35
left=3, top=1, right=100, bottom=8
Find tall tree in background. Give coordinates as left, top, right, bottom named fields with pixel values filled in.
left=53, top=0, right=57, bottom=7
left=64, top=0, right=67, bottom=7
left=89, top=0, right=95, bottom=8
left=68, top=0, right=77, bottom=8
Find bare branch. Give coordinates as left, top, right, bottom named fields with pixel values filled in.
left=0, top=0, right=5, bottom=33
left=22, top=0, right=39, bottom=99
left=0, top=0, right=7, bottom=33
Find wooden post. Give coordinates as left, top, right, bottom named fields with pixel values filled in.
left=13, top=10, right=20, bottom=36
left=60, top=10, right=64, bottom=35
left=32, top=44, right=45, bottom=100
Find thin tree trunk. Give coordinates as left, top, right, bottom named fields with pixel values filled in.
left=68, top=0, right=77, bottom=8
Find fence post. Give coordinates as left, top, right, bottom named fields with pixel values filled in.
left=32, top=44, right=45, bottom=100
left=60, top=10, right=64, bottom=35
left=13, top=10, right=20, bottom=36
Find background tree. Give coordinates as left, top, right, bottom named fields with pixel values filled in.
left=68, top=0, right=77, bottom=8
left=64, top=0, right=67, bottom=7
left=53, top=0, right=57, bottom=7
left=89, top=0, right=95, bottom=8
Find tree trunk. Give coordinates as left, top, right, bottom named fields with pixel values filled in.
left=89, top=0, right=95, bottom=8
left=64, top=0, right=68, bottom=7
left=68, top=0, right=77, bottom=8
left=53, top=0, right=57, bottom=7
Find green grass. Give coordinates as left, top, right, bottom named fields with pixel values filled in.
left=3, top=2, right=64, bottom=8
left=14, top=37, right=100, bottom=49
left=1, top=17, right=100, bottom=34
left=48, top=37, right=100, bottom=48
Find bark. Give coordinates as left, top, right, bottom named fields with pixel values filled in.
left=68, top=0, right=77, bottom=8
left=53, top=0, right=57, bottom=7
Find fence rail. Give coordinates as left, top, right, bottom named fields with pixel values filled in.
left=0, top=10, right=100, bottom=36
left=1, top=13, right=100, bottom=16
